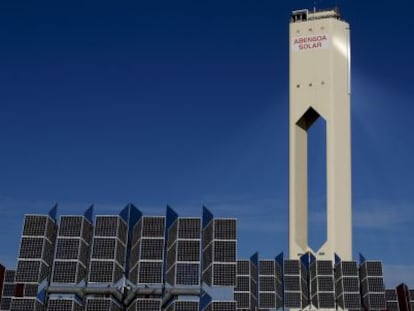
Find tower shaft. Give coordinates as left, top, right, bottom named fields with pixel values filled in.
left=289, top=9, right=352, bottom=261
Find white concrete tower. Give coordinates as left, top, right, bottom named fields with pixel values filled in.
left=289, top=9, right=352, bottom=261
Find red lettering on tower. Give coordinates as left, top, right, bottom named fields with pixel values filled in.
left=293, top=35, right=328, bottom=52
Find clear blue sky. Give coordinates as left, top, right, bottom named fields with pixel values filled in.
left=0, top=0, right=413, bottom=287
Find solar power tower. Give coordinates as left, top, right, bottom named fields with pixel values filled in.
left=289, top=8, right=352, bottom=262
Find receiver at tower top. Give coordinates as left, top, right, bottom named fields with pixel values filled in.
left=289, top=8, right=352, bottom=261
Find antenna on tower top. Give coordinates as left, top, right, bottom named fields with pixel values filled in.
left=313, top=0, right=317, bottom=12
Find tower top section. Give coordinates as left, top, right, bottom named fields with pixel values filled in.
left=291, top=8, right=340, bottom=23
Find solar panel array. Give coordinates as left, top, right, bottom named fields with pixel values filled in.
left=129, top=216, right=166, bottom=285
left=85, top=297, right=123, bottom=311
left=410, top=289, right=414, bottom=310
left=310, top=260, right=335, bottom=309
left=385, top=289, right=400, bottom=311
left=0, top=270, right=15, bottom=311
left=166, top=218, right=201, bottom=286
left=165, top=300, right=199, bottom=311
left=9, top=298, right=45, bottom=311
left=204, top=301, right=237, bottom=311
left=16, top=215, right=57, bottom=283
left=1, top=208, right=413, bottom=311
left=127, top=298, right=161, bottom=311
left=334, top=260, right=361, bottom=311
left=47, top=298, right=83, bottom=311
left=12, top=215, right=57, bottom=310
left=51, top=216, right=92, bottom=285
left=202, top=219, right=237, bottom=287
left=258, top=259, right=283, bottom=310
left=88, top=216, right=128, bottom=284
left=234, top=259, right=258, bottom=310
left=283, top=259, right=309, bottom=309
left=360, top=261, right=386, bottom=310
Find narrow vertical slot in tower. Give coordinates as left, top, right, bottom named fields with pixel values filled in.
left=307, top=116, right=327, bottom=252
